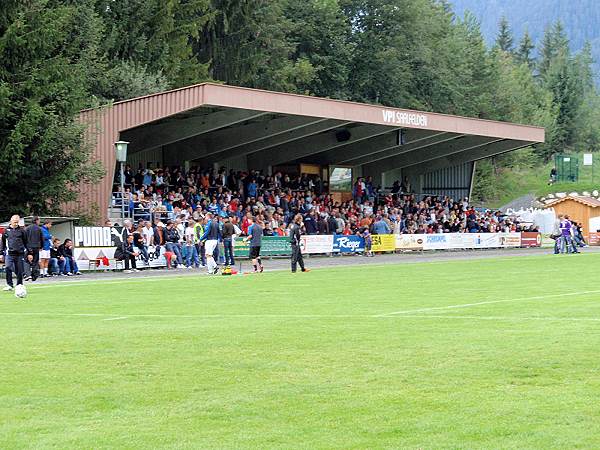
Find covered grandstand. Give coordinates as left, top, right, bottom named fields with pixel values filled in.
left=75, top=83, right=545, bottom=222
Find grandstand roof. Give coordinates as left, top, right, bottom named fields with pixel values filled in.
left=71, top=83, right=545, bottom=221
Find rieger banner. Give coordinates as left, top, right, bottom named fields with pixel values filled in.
left=333, top=235, right=365, bottom=253
left=371, top=234, right=396, bottom=252
left=300, top=235, right=334, bottom=254
left=395, top=234, right=424, bottom=250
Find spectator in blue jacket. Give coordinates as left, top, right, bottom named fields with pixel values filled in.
left=372, top=216, right=391, bottom=235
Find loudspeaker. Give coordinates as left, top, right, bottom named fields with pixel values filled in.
left=335, top=129, right=351, bottom=142
left=397, top=129, right=406, bottom=146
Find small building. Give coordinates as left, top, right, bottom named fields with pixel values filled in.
left=543, top=196, right=600, bottom=240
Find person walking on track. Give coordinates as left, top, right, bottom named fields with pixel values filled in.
left=289, top=214, right=309, bottom=273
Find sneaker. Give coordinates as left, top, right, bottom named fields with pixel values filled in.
left=3, top=286, right=13, bottom=292
left=132, top=269, right=140, bottom=272
left=301, top=269, right=311, bottom=273
left=66, top=273, right=73, bottom=276
left=213, top=267, right=219, bottom=275
left=24, top=276, right=32, bottom=281
left=123, top=270, right=133, bottom=274
left=259, top=265, right=264, bottom=273
left=74, top=272, right=83, bottom=275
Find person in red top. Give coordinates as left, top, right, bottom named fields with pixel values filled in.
left=241, top=212, right=253, bottom=235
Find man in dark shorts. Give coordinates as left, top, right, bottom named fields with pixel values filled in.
left=246, top=217, right=264, bottom=273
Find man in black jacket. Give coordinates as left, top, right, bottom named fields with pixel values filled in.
left=25, top=216, right=43, bottom=281
left=289, top=214, right=309, bottom=273
left=0, top=215, right=29, bottom=291
left=114, top=234, right=139, bottom=273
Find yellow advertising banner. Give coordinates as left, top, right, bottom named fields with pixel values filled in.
left=371, top=234, right=396, bottom=252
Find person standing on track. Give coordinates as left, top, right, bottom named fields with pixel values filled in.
left=200, top=213, right=221, bottom=275
left=25, top=216, right=43, bottom=281
left=289, top=213, right=309, bottom=273
left=0, top=215, right=29, bottom=292
left=246, top=217, right=264, bottom=273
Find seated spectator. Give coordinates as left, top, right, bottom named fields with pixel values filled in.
left=58, top=239, right=81, bottom=276
left=114, top=234, right=140, bottom=273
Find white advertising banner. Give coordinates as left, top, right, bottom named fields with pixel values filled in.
left=300, top=235, right=334, bottom=254
left=74, top=245, right=167, bottom=270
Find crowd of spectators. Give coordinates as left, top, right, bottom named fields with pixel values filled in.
left=113, top=164, right=537, bottom=240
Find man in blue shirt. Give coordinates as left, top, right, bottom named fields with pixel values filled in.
left=372, top=216, right=391, bottom=235
left=200, top=213, right=221, bottom=274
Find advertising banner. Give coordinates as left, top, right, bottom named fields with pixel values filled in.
left=498, top=233, right=521, bottom=248
left=371, top=234, right=396, bottom=252
left=473, top=233, right=501, bottom=249
left=423, top=234, right=448, bottom=250
left=588, top=232, right=600, bottom=246
left=74, top=245, right=167, bottom=270
left=300, top=235, right=334, bottom=254
left=234, top=236, right=291, bottom=257
left=521, top=232, right=542, bottom=248
left=395, top=234, right=425, bottom=250
left=333, top=235, right=365, bottom=253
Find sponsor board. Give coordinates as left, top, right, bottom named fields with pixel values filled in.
left=74, top=245, right=167, bottom=270
left=473, top=233, right=500, bottom=249
left=333, top=235, right=365, bottom=253
left=498, top=233, right=521, bottom=248
left=300, top=235, right=334, bottom=254
left=395, top=234, right=424, bottom=250
left=234, top=236, right=291, bottom=257
left=371, top=234, right=396, bottom=252
left=588, top=232, right=600, bottom=246
left=521, top=232, right=542, bottom=248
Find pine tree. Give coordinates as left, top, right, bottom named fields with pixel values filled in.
left=495, top=16, right=514, bottom=53
left=0, top=1, right=104, bottom=217
left=516, top=29, right=535, bottom=69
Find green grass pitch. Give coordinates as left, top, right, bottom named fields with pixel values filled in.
left=2, top=253, right=600, bottom=449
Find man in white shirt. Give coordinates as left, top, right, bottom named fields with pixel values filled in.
left=184, top=219, right=199, bottom=268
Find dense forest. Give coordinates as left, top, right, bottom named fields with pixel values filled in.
left=450, top=0, right=600, bottom=80
left=0, top=0, right=599, bottom=217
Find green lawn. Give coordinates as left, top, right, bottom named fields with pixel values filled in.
left=2, top=253, right=600, bottom=449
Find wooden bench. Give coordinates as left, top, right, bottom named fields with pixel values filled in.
left=88, top=258, right=124, bottom=272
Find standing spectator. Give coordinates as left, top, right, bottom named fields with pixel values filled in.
left=221, top=216, right=236, bottom=267
left=0, top=214, right=28, bottom=292
left=25, top=216, right=43, bottom=281
left=289, top=214, right=309, bottom=273
left=246, top=217, right=264, bottom=273
left=372, top=215, right=391, bottom=235
left=39, top=219, right=53, bottom=278
left=184, top=219, right=200, bottom=268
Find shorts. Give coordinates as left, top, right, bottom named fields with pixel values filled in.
left=39, top=250, right=50, bottom=259
left=205, top=239, right=218, bottom=256
left=249, top=246, right=261, bottom=259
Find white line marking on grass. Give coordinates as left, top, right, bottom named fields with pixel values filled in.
left=0, top=312, right=364, bottom=319
left=374, top=289, right=600, bottom=317
left=383, top=314, right=600, bottom=323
